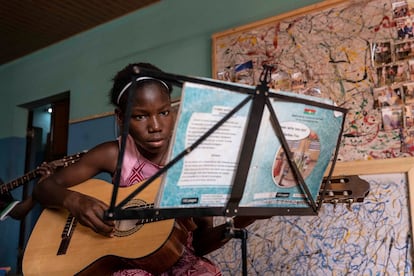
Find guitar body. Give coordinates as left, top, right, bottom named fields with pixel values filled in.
left=23, top=179, right=187, bottom=276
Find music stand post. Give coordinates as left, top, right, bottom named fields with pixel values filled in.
left=223, top=217, right=249, bottom=276
left=104, top=65, right=347, bottom=276
left=222, top=65, right=274, bottom=276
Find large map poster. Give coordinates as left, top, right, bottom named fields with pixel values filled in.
left=212, top=0, right=414, bottom=161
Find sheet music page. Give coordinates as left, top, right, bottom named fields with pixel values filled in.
left=175, top=108, right=245, bottom=187
left=157, top=82, right=250, bottom=207
left=240, top=91, right=344, bottom=208
left=156, top=82, right=344, bottom=209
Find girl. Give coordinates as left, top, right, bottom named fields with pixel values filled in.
left=34, top=62, right=262, bottom=275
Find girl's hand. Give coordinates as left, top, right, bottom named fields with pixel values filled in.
left=65, top=191, right=115, bottom=237
left=37, top=162, right=56, bottom=182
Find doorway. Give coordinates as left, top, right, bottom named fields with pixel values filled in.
left=16, top=91, right=70, bottom=273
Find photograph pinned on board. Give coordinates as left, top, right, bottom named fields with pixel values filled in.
left=381, top=105, right=404, bottom=131
left=394, top=40, right=414, bottom=60
left=396, top=62, right=409, bottom=83
left=404, top=103, right=414, bottom=127
left=376, top=65, right=402, bottom=86
left=403, top=81, right=414, bottom=103
left=291, top=71, right=307, bottom=90
left=392, top=1, right=409, bottom=19
left=270, top=70, right=291, bottom=91
left=395, top=17, right=414, bottom=40
left=372, top=41, right=392, bottom=66
left=408, top=59, right=414, bottom=80
left=216, top=67, right=233, bottom=82
left=401, top=127, right=414, bottom=152
left=373, top=85, right=403, bottom=107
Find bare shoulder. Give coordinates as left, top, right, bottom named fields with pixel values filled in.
left=89, top=141, right=119, bottom=157
left=43, top=141, right=120, bottom=188
left=78, top=141, right=119, bottom=173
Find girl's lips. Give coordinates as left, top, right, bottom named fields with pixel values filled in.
left=147, top=139, right=164, bottom=148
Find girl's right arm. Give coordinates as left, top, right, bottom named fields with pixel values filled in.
left=33, top=141, right=119, bottom=236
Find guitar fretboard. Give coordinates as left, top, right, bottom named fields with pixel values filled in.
left=0, top=169, right=39, bottom=195
left=0, top=151, right=86, bottom=195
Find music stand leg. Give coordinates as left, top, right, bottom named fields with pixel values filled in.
left=233, top=228, right=248, bottom=276
left=224, top=219, right=248, bottom=276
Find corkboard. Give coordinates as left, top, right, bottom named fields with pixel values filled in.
left=212, top=0, right=414, bottom=161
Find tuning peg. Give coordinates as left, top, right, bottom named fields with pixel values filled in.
left=332, top=198, right=338, bottom=209
left=346, top=199, right=354, bottom=211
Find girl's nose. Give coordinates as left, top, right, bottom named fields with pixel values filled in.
left=148, top=116, right=161, bottom=132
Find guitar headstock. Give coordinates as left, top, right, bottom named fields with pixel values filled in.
left=319, top=175, right=370, bottom=209
left=49, top=150, right=88, bottom=168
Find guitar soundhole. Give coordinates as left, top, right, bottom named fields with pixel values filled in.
left=114, top=198, right=147, bottom=237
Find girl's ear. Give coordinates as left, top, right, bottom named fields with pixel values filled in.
left=115, top=108, right=123, bottom=126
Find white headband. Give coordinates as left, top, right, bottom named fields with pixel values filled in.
left=116, top=76, right=170, bottom=104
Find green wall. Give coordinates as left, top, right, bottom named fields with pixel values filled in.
left=0, top=0, right=322, bottom=138
left=0, top=0, right=324, bottom=272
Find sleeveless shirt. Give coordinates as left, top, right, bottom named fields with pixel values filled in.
left=113, top=135, right=221, bottom=276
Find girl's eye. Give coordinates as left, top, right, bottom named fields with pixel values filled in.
left=160, top=110, right=170, bottom=116
left=133, top=115, right=146, bottom=121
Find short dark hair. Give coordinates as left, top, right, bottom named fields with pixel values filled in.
left=109, top=62, right=173, bottom=108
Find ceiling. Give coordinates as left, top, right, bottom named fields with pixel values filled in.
left=0, top=0, right=160, bottom=66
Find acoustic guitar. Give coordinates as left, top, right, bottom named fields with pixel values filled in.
left=22, top=178, right=188, bottom=276
left=0, top=151, right=86, bottom=195
left=23, top=175, right=369, bottom=276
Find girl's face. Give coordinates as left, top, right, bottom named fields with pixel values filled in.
left=119, top=82, right=174, bottom=163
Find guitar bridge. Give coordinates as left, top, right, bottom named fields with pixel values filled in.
left=57, top=214, right=77, bottom=255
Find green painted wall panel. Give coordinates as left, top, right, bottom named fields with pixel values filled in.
left=0, top=0, right=322, bottom=138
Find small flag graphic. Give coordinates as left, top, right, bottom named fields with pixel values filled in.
left=304, top=108, right=316, bottom=115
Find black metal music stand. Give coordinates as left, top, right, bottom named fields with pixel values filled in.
left=104, top=65, right=347, bottom=275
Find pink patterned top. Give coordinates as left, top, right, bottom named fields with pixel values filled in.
left=114, top=135, right=161, bottom=187
left=113, top=135, right=221, bottom=276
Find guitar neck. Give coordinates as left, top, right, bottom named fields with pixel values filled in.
left=0, top=168, right=40, bottom=195
left=0, top=151, right=86, bottom=196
